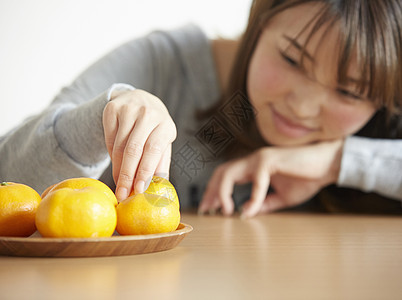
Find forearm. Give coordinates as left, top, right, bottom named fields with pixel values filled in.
left=0, top=94, right=110, bottom=194
left=0, top=82, right=137, bottom=194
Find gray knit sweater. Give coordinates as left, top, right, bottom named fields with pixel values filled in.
left=0, top=25, right=401, bottom=208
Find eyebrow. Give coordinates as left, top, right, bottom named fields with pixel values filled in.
left=283, top=35, right=315, bottom=62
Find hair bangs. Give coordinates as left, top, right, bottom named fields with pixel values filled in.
left=337, top=1, right=401, bottom=113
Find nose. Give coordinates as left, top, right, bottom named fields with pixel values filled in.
left=285, top=79, right=328, bottom=119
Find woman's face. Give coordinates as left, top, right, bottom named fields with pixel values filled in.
left=247, top=3, right=377, bottom=146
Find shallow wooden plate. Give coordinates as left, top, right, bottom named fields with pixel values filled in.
left=0, top=223, right=192, bottom=258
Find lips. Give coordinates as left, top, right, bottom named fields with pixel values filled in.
left=270, top=106, right=318, bottom=138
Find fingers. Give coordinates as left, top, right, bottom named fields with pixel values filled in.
left=132, top=125, right=175, bottom=195
left=199, top=158, right=260, bottom=217
left=110, top=106, right=146, bottom=200
left=198, top=168, right=226, bottom=215
left=198, top=167, right=235, bottom=216
left=240, top=167, right=270, bottom=218
left=198, top=149, right=275, bottom=218
left=155, top=144, right=172, bottom=179
left=103, top=90, right=177, bottom=202
left=114, top=121, right=175, bottom=201
left=112, top=116, right=150, bottom=200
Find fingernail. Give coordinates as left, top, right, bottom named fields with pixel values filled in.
left=116, top=187, right=128, bottom=201
left=135, top=180, right=145, bottom=194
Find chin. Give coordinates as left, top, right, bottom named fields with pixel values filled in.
left=260, top=130, right=314, bottom=147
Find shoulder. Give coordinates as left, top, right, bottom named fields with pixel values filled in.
left=146, top=25, right=223, bottom=107
left=146, top=24, right=210, bottom=57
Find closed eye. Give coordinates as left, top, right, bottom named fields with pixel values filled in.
left=280, top=51, right=299, bottom=68
left=336, top=88, right=362, bottom=100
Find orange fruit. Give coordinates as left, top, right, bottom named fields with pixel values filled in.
left=116, top=193, right=180, bottom=235
left=42, top=177, right=117, bottom=206
left=40, top=183, right=57, bottom=198
left=130, top=176, right=180, bottom=208
left=35, top=178, right=117, bottom=238
left=0, top=182, right=42, bottom=237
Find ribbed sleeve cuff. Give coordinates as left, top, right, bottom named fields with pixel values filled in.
left=337, top=136, right=402, bottom=200
left=107, top=83, right=136, bottom=100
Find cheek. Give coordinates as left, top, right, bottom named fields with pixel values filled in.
left=325, top=104, right=376, bottom=136
left=247, top=53, right=288, bottom=105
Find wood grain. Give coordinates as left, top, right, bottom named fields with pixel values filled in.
left=0, top=213, right=401, bottom=299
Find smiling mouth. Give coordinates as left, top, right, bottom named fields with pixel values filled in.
left=270, top=106, right=318, bottom=138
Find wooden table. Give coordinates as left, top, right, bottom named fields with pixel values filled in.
left=1, top=212, right=401, bottom=299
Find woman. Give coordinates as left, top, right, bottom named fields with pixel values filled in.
left=199, top=0, right=402, bottom=216
left=0, top=0, right=401, bottom=217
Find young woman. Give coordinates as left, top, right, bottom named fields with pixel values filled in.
left=0, top=0, right=401, bottom=217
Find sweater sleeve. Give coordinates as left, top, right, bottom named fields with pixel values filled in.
left=0, top=24, right=220, bottom=196
left=337, top=136, right=402, bottom=201
left=0, top=29, right=163, bottom=193
left=0, top=85, right=133, bottom=194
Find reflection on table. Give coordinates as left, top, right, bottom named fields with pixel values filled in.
left=1, top=212, right=401, bottom=299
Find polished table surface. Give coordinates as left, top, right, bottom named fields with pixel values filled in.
left=1, top=212, right=402, bottom=299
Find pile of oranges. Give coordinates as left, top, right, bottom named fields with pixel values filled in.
left=0, top=177, right=180, bottom=238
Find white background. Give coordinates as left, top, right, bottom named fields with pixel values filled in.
left=0, top=0, right=251, bottom=135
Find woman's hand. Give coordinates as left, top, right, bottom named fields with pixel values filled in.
left=198, top=139, right=344, bottom=218
left=103, top=89, right=177, bottom=201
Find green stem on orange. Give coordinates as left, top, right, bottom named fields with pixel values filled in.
left=1, top=182, right=8, bottom=186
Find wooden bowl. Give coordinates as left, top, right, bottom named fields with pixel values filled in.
left=0, top=223, right=192, bottom=258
